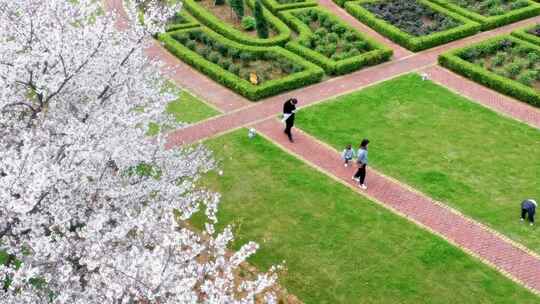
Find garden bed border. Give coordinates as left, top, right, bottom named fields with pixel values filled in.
left=439, top=34, right=540, bottom=107
left=279, top=6, right=393, bottom=75
left=262, top=0, right=318, bottom=13
left=158, top=28, right=324, bottom=100
left=342, top=0, right=481, bottom=51
left=183, top=0, right=291, bottom=46
left=512, top=23, right=540, bottom=45
left=428, top=0, right=540, bottom=31
left=166, top=11, right=200, bottom=31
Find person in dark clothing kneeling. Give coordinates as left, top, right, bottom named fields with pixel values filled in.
left=521, top=199, right=537, bottom=226
left=282, top=98, right=298, bottom=143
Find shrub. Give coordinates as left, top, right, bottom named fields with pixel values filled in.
left=219, top=58, right=233, bottom=69
left=228, top=63, right=241, bottom=74
left=239, top=51, right=253, bottom=61
left=512, top=24, right=540, bottom=46
left=517, top=70, right=536, bottom=86
left=439, top=35, right=540, bottom=107
left=184, top=0, right=290, bottom=46
left=344, top=0, right=481, bottom=51
left=429, top=0, right=540, bottom=30
left=230, top=0, right=245, bottom=19
left=327, top=33, right=339, bottom=43
left=241, top=16, right=256, bottom=31
left=187, top=40, right=198, bottom=51
left=159, top=30, right=324, bottom=100
left=281, top=6, right=393, bottom=74
left=527, top=52, right=540, bottom=66
left=254, top=0, right=269, bottom=38
left=492, top=52, right=506, bottom=66
left=208, top=51, right=221, bottom=63
left=215, top=0, right=225, bottom=5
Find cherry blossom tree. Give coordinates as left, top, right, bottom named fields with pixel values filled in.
left=0, top=0, right=277, bottom=303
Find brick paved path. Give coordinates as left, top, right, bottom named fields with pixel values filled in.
left=423, top=66, right=540, bottom=129
left=253, top=118, right=540, bottom=294
left=105, top=0, right=540, bottom=295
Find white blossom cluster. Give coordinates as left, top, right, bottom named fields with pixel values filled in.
left=0, top=0, right=276, bottom=303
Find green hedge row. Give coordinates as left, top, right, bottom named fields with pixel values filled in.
left=344, top=0, right=481, bottom=51
left=262, top=0, right=317, bottom=13
left=429, top=0, right=540, bottom=31
left=165, top=11, right=200, bottom=32
left=158, top=28, right=324, bottom=101
left=512, top=24, right=540, bottom=46
left=439, top=35, right=540, bottom=107
left=280, top=7, right=392, bottom=75
left=183, top=0, right=291, bottom=46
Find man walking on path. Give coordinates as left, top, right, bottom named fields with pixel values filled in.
left=283, top=98, right=298, bottom=143
left=521, top=199, right=537, bottom=226
left=353, top=139, right=369, bottom=190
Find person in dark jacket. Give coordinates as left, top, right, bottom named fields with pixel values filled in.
left=521, top=199, right=537, bottom=226
left=282, top=98, right=298, bottom=142
left=352, top=139, right=369, bottom=190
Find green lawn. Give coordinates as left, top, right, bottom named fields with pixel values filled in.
left=297, top=73, right=540, bottom=253
left=148, top=90, right=219, bottom=135
left=197, top=130, right=538, bottom=303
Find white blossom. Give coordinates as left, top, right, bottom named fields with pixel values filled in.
left=0, top=0, right=276, bottom=302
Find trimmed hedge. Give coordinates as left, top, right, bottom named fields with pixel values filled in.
left=344, top=0, right=481, bottom=51
left=262, top=0, right=317, bottom=13
left=429, top=0, right=540, bottom=31
left=439, top=34, right=540, bottom=107
left=512, top=23, right=540, bottom=45
left=158, top=28, right=324, bottom=101
left=165, top=11, right=200, bottom=31
left=183, top=0, right=291, bottom=46
left=280, top=7, right=392, bottom=75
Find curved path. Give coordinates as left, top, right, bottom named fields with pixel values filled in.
left=105, top=0, right=540, bottom=295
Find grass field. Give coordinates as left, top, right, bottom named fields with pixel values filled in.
left=297, top=73, right=540, bottom=253
left=148, top=90, right=219, bottom=135
left=196, top=130, right=538, bottom=303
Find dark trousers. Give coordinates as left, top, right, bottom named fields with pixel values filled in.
left=522, top=208, right=535, bottom=223
left=354, top=165, right=366, bottom=184
left=284, top=117, right=294, bottom=141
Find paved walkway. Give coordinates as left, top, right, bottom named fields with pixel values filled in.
left=253, top=118, right=540, bottom=294
left=423, top=66, right=540, bottom=129
left=105, top=0, right=540, bottom=295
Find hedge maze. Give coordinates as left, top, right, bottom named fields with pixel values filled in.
left=159, top=0, right=540, bottom=101
left=158, top=0, right=393, bottom=100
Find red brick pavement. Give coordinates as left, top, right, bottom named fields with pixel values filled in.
left=423, top=65, right=540, bottom=128
left=253, top=118, right=540, bottom=295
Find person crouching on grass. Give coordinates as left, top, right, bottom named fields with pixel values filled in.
left=352, top=139, right=369, bottom=190
left=342, top=144, right=355, bottom=167
left=521, top=199, right=537, bottom=226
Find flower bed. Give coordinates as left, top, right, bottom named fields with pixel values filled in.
left=262, top=0, right=317, bottom=13
left=165, top=11, right=200, bottom=31
left=343, top=0, right=481, bottom=51
left=280, top=7, right=392, bottom=74
left=158, top=28, right=324, bottom=100
left=512, top=23, right=540, bottom=45
left=429, top=0, right=540, bottom=30
left=439, top=35, right=540, bottom=107
left=183, top=0, right=291, bottom=46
